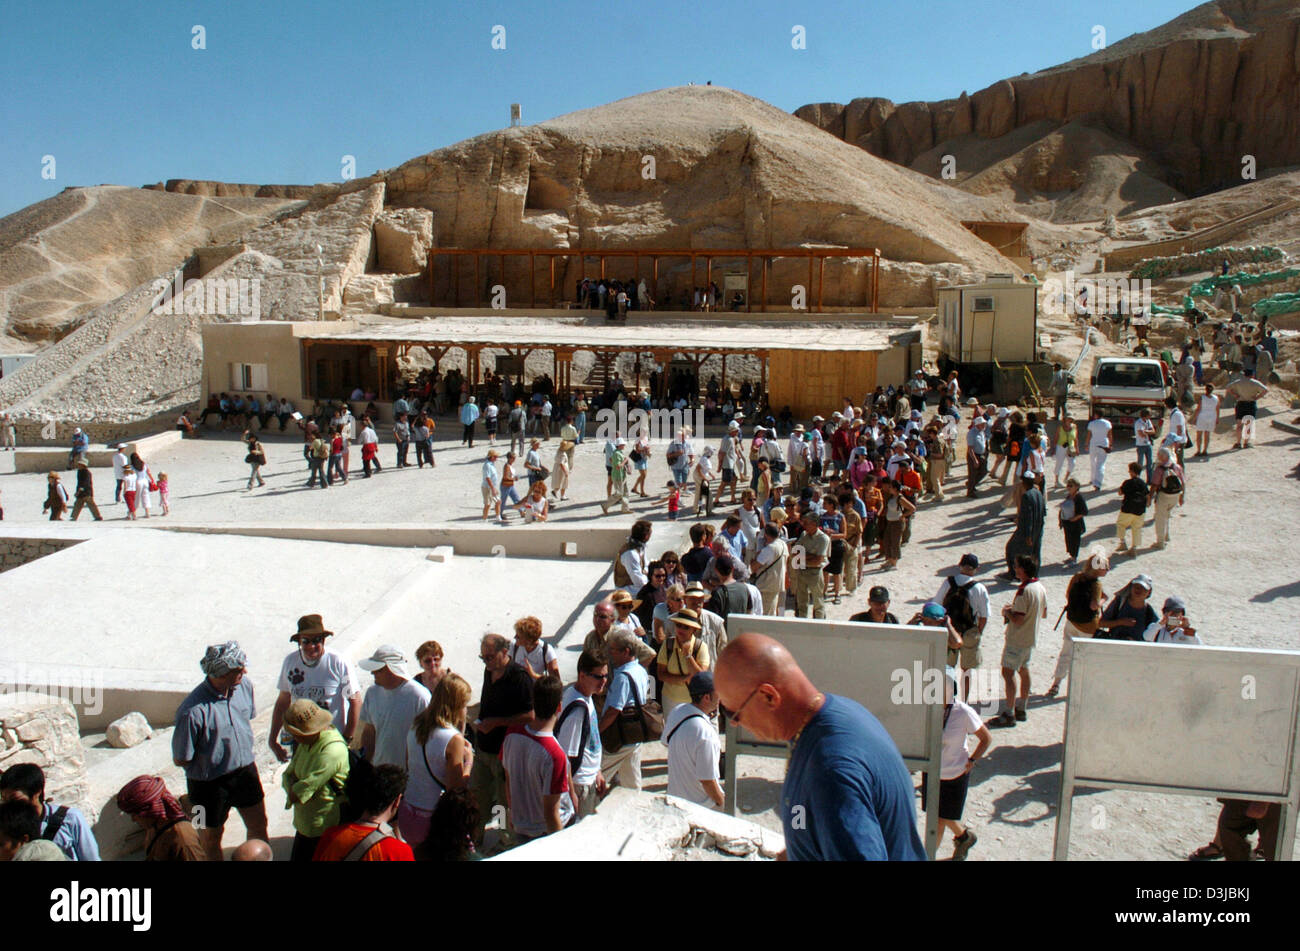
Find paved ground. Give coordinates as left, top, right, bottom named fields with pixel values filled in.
left=3, top=398, right=1299, bottom=860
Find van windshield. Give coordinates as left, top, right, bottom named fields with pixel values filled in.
left=1096, top=362, right=1163, bottom=389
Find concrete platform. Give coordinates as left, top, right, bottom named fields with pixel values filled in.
left=0, top=528, right=610, bottom=728
left=13, top=429, right=181, bottom=473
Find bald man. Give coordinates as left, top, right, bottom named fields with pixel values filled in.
left=231, top=839, right=273, bottom=861
left=715, top=633, right=925, bottom=861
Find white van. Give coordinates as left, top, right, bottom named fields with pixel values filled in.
left=1089, top=357, right=1173, bottom=431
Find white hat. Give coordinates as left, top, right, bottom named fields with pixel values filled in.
left=997, top=407, right=1010, bottom=418
left=728, top=421, right=740, bottom=431
left=616, top=437, right=627, bottom=446
left=812, top=415, right=824, bottom=422
left=359, top=644, right=410, bottom=678
left=910, top=409, right=922, bottom=419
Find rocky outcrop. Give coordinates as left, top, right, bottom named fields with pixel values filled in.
left=796, top=0, right=1300, bottom=198
left=373, top=207, right=433, bottom=273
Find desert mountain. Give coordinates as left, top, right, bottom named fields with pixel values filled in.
left=796, top=0, right=1300, bottom=220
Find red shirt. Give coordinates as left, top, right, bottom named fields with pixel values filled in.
left=313, top=823, right=414, bottom=862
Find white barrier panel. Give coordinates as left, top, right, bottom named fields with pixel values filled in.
left=1054, top=640, right=1300, bottom=860
left=721, top=613, right=947, bottom=858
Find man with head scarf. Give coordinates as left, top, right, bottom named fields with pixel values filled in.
left=116, top=776, right=207, bottom=861
left=171, top=641, right=267, bottom=860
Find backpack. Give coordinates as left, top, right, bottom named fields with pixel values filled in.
left=942, top=578, right=979, bottom=632
left=41, top=805, right=69, bottom=843
left=555, top=699, right=591, bottom=773
left=1159, top=467, right=1183, bottom=495
left=311, top=439, right=329, bottom=460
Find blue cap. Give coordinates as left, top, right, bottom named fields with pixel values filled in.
left=922, top=602, right=946, bottom=620
left=687, top=671, right=715, bottom=699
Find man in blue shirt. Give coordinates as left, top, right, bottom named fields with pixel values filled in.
left=597, top=632, right=653, bottom=792
left=460, top=396, right=481, bottom=447
left=715, top=632, right=925, bottom=861
left=173, top=641, right=268, bottom=860
left=0, top=764, right=100, bottom=860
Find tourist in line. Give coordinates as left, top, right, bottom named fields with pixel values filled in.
left=990, top=554, right=1047, bottom=727
left=403, top=673, right=473, bottom=846
left=1058, top=478, right=1088, bottom=563
left=790, top=511, right=829, bottom=616
left=270, top=614, right=361, bottom=762
left=1114, top=461, right=1149, bottom=555
left=115, top=776, right=207, bottom=861
left=849, top=585, right=899, bottom=624
left=878, top=479, right=915, bottom=571
left=393, top=412, right=411, bottom=467
left=359, top=417, right=382, bottom=477
left=281, top=698, right=349, bottom=862
left=413, top=640, right=446, bottom=693
left=664, top=671, right=724, bottom=809
left=358, top=645, right=431, bottom=769
left=556, top=649, right=608, bottom=819
left=657, top=609, right=710, bottom=717
left=460, top=396, right=480, bottom=447
left=470, top=633, right=535, bottom=847
left=1148, top=446, right=1185, bottom=550
left=501, top=674, right=575, bottom=841
left=173, top=642, right=268, bottom=860
left=922, top=668, right=989, bottom=860
left=69, top=459, right=103, bottom=521
left=0, top=764, right=100, bottom=861
left=715, top=633, right=925, bottom=860
left=511, top=615, right=560, bottom=680
left=1054, top=415, right=1077, bottom=487
left=313, top=764, right=414, bottom=861
left=965, top=416, right=989, bottom=497
left=1048, top=546, right=1109, bottom=697
left=1083, top=408, right=1112, bottom=491
left=327, top=426, right=347, bottom=485
left=598, top=632, right=653, bottom=791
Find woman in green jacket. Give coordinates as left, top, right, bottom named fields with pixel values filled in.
left=282, top=699, right=350, bottom=862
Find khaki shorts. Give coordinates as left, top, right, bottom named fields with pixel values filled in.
left=957, top=630, right=982, bottom=669
left=482, top=484, right=497, bottom=505
left=1001, top=643, right=1033, bottom=672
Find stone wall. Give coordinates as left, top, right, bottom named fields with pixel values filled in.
left=0, top=693, right=94, bottom=824
left=0, top=536, right=84, bottom=573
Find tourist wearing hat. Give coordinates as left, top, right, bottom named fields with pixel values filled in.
left=114, top=775, right=206, bottom=861
left=850, top=586, right=899, bottom=624
left=719, top=421, right=744, bottom=504
left=66, top=427, right=89, bottom=470
left=66, top=459, right=102, bottom=521
left=1048, top=545, right=1111, bottom=697
left=110, top=443, right=128, bottom=503
left=664, top=671, right=723, bottom=809
left=1095, top=573, right=1158, bottom=641
left=907, top=602, right=966, bottom=669
left=280, top=697, right=350, bottom=862
left=173, top=641, right=268, bottom=860
left=608, top=588, right=647, bottom=640
left=271, top=615, right=362, bottom=763
left=1142, top=596, right=1202, bottom=644
left=786, top=424, right=810, bottom=495
left=657, top=608, right=710, bottom=715
left=751, top=523, right=789, bottom=616
left=358, top=645, right=431, bottom=769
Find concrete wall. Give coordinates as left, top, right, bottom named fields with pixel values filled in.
left=12, top=429, right=181, bottom=472
left=0, top=536, right=85, bottom=573
left=201, top=321, right=308, bottom=409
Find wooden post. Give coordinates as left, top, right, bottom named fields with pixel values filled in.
left=454, top=254, right=460, bottom=307
left=691, top=254, right=697, bottom=306
left=600, top=256, right=606, bottom=280
left=550, top=256, right=556, bottom=308
left=474, top=255, right=480, bottom=307
left=746, top=252, right=752, bottom=313
left=499, top=254, right=505, bottom=307
left=760, top=350, right=768, bottom=402
left=872, top=249, right=880, bottom=313
left=817, top=256, right=825, bottom=313
left=721, top=352, right=727, bottom=398
left=530, top=251, right=536, bottom=309
left=706, top=257, right=712, bottom=307
left=634, top=354, right=641, bottom=395
left=761, top=256, right=767, bottom=313
left=807, top=254, right=814, bottom=312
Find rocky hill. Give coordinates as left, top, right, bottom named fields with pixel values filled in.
left=796, top=0, right=1300, bottom=219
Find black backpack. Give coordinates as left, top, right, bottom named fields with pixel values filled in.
left=1159, top=467, right=1183, bottom=495
left=555, top=699, right=591, bottom=774
left=943, top=579, right=979, bottom=632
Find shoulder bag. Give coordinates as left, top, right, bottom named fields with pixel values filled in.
left=598, top=671, right=663, bottom=753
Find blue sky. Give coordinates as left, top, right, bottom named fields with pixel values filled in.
left=0, top=0, right=1195, bottom=217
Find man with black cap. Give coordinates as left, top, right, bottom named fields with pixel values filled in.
left=271, top=615, right=362, bottom=763
left=172, top=642, right=268, bottom=860
left=664, top=671, right=724, bottom=809
left=850, top=586, right=899, bottom=625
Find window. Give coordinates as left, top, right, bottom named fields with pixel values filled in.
left=231, top=363, right=268, bottom=391
left=972, top=296, right=995, bottom=312
left=1095, top=362, right=1163, bottom=389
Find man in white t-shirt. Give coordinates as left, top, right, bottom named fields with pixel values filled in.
left=358, top=645, right=431, bottom=768
left=664, top=672, right=723, bottom=809
left=502, top=674, right=575, bottom=839
left=270, top=614, right=362, bottom=762
left=990, top=555, right=1047, bottom=728
left=929, top=669, right=990, bottom=861
left=111, top=445, right=128, bottom=503
left=1084, top=411, right=1113, bottom=491
left=1162, top=397, right=1188, bottom=467
left=556, top=650, right=608, bottom=818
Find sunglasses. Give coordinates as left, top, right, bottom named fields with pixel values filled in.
left=720, top=684, right=763, bottom=724
left=583, top=671, right=610, bottom=682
